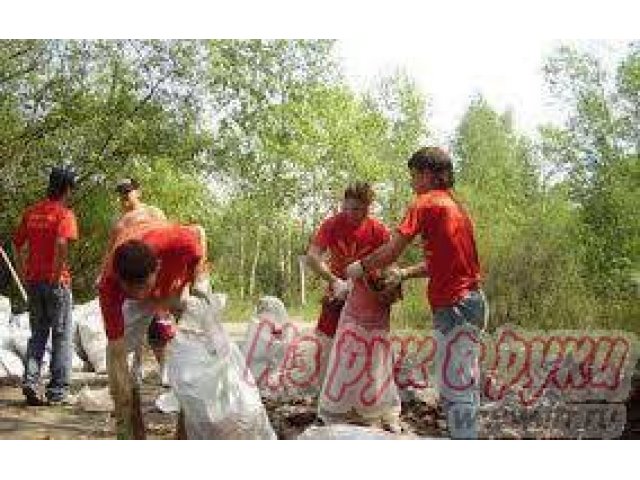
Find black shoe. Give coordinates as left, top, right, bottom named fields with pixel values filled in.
left=23, top=388, right=46, bottom=407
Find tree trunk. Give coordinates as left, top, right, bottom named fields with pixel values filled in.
left=239, top=225, right=245, bottom=299
left=285, top=223, right=292, bottom=301
left=249, top=226, right=262, bottom=298
left=298, top=254, right=307, bottom=306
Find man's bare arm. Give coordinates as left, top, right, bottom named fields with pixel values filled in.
left=306, top=243, right=337, bottom=283
left=360, top=232, right=412, bottom=274
left=399, top=262, right=428, bottom=280
left=53, top=237, right=70, bottom=283
left=12, top=242, right=27, bottom=281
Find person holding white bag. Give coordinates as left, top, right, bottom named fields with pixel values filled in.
left=98, top=221, right=209, bottom=439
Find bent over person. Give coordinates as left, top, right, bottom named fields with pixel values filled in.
left=100, top=178, right=171, bottom=386
left=98, top=222, right=208, bottom=439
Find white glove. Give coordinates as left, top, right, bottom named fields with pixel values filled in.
left=385, top=267, right=405, bottom=287
left=345, top=260, right=365, bottom=279
left=331, top=277, right=351, bottom=300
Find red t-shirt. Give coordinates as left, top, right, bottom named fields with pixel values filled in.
left=13, top=199, right=78, bottom=286
left=397, top=190, right=480, bottom=309
left=98, top=224, right=204, bottom=341
left=312, top=213, right=390, bottom=279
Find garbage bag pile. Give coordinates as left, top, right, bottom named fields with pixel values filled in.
left=241, top=295, right=331, bottom=401
left=0, top=295, right=106, bottom=380
left=166, top=291, right=276, bottom=440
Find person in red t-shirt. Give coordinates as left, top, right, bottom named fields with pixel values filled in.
left=13, top=165, right=79, bottom=406
left=97, top=178, right=171, bottom=387
left=98, top=222, right=208, bottom=439
left=345, top=147, right=487, bottom=439
left=307, top=182, right=391, bottom=339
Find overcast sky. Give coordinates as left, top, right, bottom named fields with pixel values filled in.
left=336, top=39, right=630, bottom=143
left=7, top=0, right=638, bottom=145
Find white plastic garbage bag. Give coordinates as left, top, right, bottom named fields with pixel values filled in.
left=76, top=299, right=108, bottom=373
left=241, top=318, right=294, bottom=399
left=155, top=390, right=181, bottom=414
left=297, top=424, right=416, bottom=440
left=9, top=312, right=29, bottom=330
left=0, top=348, right=25, bottom=378
left=9, top=328, right=30, bottom=360
left=318, top=279, right=401, bottom=427
left=0, top=324, right=12, bottom=351
left=71, top=351, right=86, bottom=371
left=76, top=386, right=114, bottom=412
left=0, top=296, right=11, bottom=323
left=167, top=292, right=276, bottom=440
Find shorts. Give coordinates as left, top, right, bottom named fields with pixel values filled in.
left=147, top=314, right=177, bottom=349
left=315, top=296, right=346, bottom=338
left=123, top=300, right=176, bottom=353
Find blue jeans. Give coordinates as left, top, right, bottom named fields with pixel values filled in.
left=433, top=290, right=487, bottom=439
left=22, top=282, right=73, bottom=401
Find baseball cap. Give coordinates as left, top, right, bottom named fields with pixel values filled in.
left=48, top=165, right=76, bottom=191
left=115, top=178, right=139, bottom=196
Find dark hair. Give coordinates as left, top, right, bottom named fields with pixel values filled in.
left=344, top=181, right=374, bottom=205
left=47, top=165, right=76, bottom=200
left=115, top=178, right=140, bottom=196
left=407, top=147, right=454, bottom=189
left=113, top=240, right=158, bottom=285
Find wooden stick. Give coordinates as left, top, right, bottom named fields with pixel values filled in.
left=0, top=246, right=28, bottom=304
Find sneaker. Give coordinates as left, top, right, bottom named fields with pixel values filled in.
left=23, top=387, right=46, bottom=407
left=382, top=419, right=403, bottom=434
left=47, top=396, right=73, bottom=407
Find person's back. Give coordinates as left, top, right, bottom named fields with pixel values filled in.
left=12, top=165, right=78, bottom=406
left=15, top=199, right=76, bottom=285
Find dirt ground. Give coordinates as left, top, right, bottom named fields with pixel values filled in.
left=0, top=373, right=446, bottom=440
left=2, top=375, right=637, bottom=440
left=1, top=349, right=638, bottom=440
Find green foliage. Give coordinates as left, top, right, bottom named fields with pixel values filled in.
left=543, top=42, right=640, bottom=304
left=1, top=39, right=636, bottom=337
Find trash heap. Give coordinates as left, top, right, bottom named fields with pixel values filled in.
left=0, top=295, right=107, bottom=380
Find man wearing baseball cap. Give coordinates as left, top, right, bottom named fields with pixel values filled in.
left=13, top=165, right=79, bottom=406
left=102, top=178, right=171, bottom=387
left=113, top=178, right=166, bottom=237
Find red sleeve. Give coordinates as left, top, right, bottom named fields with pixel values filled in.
left=13, top=212, right=28, bottom=249
left=378, top=221, right=391, bottom=244
left=98, top=273, right=126, bottom=341
left=311, top=217, right=334, bottom=250
left=397, top=199, right=423, bottom=239
left=58, top=210, right=78, bottom=241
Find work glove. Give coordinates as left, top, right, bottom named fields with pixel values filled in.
left=345, top=260, right=365, bottom=279
left=330, top=277, right=351, bottom=301
left=384, top=267, right=404, bottom=288
left=377, top=268, right=404, bottom=305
